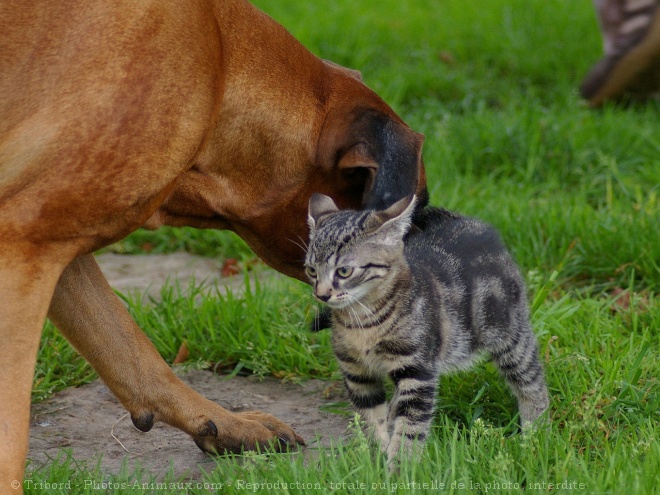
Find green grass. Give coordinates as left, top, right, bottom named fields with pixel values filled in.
left=29, top=0, right=658, bottom=493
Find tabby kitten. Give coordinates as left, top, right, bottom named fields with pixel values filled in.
left=305, top=194, right=549, bottom=465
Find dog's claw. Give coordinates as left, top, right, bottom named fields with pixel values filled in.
left=193, top=419, right=220, bottom=453
left=198, top=419, right=218, bottom=437
left=277, top=435, right=290, bottom=450
left=276, top=432, right=305, bottom=450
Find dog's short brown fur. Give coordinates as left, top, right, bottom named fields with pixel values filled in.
left=0, top=0, right=427, bottom=486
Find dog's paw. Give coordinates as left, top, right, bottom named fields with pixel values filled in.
left=191, top=409, right=305, bottom=454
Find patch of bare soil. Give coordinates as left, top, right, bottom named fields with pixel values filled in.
left=29, top=371, right=349, bottom=479
left=92, top=252, right=285, bottom=302
left=28, top=254, right=349, bottom=479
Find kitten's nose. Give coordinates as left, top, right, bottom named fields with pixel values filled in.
left=316, top=293, right=331, bottom=302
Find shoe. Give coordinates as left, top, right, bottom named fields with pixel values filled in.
left=580, top=0, right=660, bottom=106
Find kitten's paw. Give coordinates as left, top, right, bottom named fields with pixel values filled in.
left=520, top=409, right=551, bottom=432
left=519, top=393, right=550, bottom=430
left=363, top=403, right=390, bottom=450
left=385, top=433, right=426, bottom=471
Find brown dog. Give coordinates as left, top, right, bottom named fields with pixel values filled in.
left=0, top=0, right=427, bottom=487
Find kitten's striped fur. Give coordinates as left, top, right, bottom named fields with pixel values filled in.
left=305, top=194, right=549, bottom=465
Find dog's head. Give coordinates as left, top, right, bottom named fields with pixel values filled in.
left=257, top=62, right=428, bottom=280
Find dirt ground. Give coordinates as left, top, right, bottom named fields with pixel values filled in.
left=28, top=253, right=349, bottom=479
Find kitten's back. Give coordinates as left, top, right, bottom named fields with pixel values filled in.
left=408, top=206, right=523, bottom=286
left=411, top=207, right=510, bottom=262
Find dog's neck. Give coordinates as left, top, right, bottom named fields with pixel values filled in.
left=211, top=0, right=329, bottom=156
left=144, top=0, right=424, bottom=281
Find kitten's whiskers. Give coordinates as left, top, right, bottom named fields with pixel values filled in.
left=286, top=235, right=309, bottom=253
left=347, top=294, right=379, bottom=326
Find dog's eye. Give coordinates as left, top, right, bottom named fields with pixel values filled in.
left=336, top=267, right=354, bottom=278
left=305, top=266, right=317, bottom=278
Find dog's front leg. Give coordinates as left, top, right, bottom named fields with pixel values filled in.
left=47, top=254, right=304, bottom=455
left=0, top=245, right=68, bottom=491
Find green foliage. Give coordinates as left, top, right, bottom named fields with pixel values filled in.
left=129, top=275, right=337, bottom=382
left=105, top=227, right=253, bottom=260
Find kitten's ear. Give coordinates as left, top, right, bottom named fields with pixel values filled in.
left=308, top=193, right=339, bottom=229
left=378, top=194, right=416, bottom=223
left=367, top=195, right=417, bottom=242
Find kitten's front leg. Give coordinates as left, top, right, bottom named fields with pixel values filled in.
left=341, top=369, right=389, bottom=449
left=386, top=365, right=438, bottom=465
left=363, top=402, right=390, bottom=449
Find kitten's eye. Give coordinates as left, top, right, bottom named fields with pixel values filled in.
left=336, top=267, right=354, bottom=278
left=305, top=266, right=317, bottom=278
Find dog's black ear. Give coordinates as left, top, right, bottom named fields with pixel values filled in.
left=360, top=116, right=426, bottom=211
left=318, top=107, right=427, bottom=211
